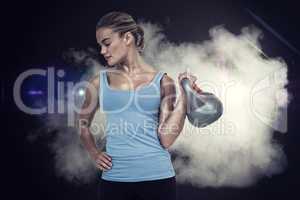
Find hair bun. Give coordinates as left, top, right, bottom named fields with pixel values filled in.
left=96, top=12, right=145, bottom=53
left=136, top=25, right=145, bottom=52
left=136, top=25, right=144, bottom=36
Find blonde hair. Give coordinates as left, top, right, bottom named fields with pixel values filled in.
left=96, top=11, right=144, bottom=52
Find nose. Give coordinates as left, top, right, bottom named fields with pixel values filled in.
left=100, top=46, right=107, bottom=55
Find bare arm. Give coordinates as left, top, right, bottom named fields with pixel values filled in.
left=158, top=72, right=200, bottom=149
left=78, top=75, right=112, bottom=171
left=157, top=74, right=187, bottom=149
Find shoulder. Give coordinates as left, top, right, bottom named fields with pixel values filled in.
left=160, top=73, right=176, bottom=97
left=88, top=72, right=101, bottom=89
left=161, top=73, right=174, bottom=84
left=161, top=73, right=176, bottom=87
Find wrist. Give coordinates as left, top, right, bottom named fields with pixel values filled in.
left=176, top=96, right=187, bottom=113
left=177, top=92, right=187, bottom=104
left=89, top=150, right=100, bottom=160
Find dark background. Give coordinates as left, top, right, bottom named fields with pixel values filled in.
left=3, top=0, right=300, bottom=199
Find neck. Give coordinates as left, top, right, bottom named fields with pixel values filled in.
left=117, top=49, right=148, bottom=74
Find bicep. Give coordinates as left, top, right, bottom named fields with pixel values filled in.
left=79, top=75, right=100, bottom=127
left=159, top=75, right=177, bottom=125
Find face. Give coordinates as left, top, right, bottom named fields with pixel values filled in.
left=96, top=27, right=129, bottom=66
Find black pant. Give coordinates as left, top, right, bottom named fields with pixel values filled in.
left=98, top=176, right=177, bottom=200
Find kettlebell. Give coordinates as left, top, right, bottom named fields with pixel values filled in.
left=181, top=78, right=223, bottom=127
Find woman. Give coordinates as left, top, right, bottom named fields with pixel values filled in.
left=79, top=11, right=201, bottom=200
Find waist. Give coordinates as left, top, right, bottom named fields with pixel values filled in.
left=101, top=151, right=175, bottom=182
left=104, top=117, right=163, bottom=157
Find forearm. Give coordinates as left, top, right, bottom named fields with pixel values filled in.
left=78, top=76, right=101, bottom=160
left=158, top=95, right=187, bottom=148
left=80, top=126, right=99, bottom=159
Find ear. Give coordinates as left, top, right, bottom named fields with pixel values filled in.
left=123, top=31, right=134, bottom=45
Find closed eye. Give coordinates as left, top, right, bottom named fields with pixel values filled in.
left=97, top=43, right=110, bottom=50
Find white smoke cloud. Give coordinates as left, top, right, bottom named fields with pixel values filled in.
left=140, top=23, right=289, bottom=187
left=36, top=22, right=289, bottom=187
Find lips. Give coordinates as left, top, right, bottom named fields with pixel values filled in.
left=105, top=56, right=112, bottom=60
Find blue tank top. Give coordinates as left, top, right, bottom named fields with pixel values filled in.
left=99, top=70, right=175, bottom=182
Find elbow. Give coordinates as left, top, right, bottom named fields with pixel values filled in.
left=160, top=140, right=172, bottom=149
left=79, top=126, right=90, bottom=140
left=78, top=118, right=90, bottom=136
left=158, top=129, right=175, bottom=149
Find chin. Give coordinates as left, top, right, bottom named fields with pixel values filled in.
left=107, top=62, right=117, bottom=67
left=107, top=58, right=122, bottom=67
left=106, top=60, right=114, bottom=66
